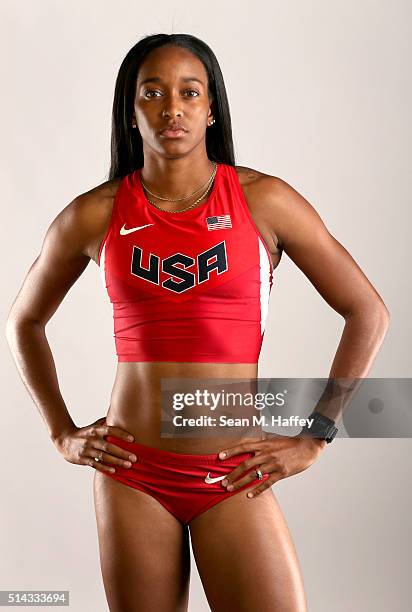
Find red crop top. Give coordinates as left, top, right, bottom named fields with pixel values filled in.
left=98, top=162, right=273, bottom=363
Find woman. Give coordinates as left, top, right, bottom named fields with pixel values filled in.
left=6, top=33, right=389, bottom=612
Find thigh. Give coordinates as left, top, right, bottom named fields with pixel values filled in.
left=189, top=487, right=307, bottom=612
left=93, top=471, right=191, bottom=612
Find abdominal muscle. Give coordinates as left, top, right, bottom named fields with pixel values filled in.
left=105, top=361, right=265, bottom=454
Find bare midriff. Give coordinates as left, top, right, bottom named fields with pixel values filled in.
left=105, top=361, right=265, bottom=454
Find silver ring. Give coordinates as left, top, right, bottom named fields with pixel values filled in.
left=94, top=457, right=100, bottom=462
left=255, top=468, right=263, bottom=480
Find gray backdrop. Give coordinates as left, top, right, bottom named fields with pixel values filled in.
left=1, top=1, right=410, bottom=610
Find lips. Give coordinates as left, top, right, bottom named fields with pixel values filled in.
left=159, top=124, right=188, bottom=134
left=159, top=127, right=188, bottom=138
left=160, top=123, right=187, bottom=135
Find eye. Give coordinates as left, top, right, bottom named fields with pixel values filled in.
left=143, top=89, right=200, bottom=99
left=144, top=90, right=161, bottom=98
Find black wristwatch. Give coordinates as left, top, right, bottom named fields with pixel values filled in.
left=300, top=411, right=338, bottom=444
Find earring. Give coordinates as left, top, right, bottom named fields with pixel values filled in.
left=208, top=118, right=215, bottom=126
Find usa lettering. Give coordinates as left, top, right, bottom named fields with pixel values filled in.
left=131, top=241, right=228, bottom=293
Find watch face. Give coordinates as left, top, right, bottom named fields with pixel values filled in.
left=301, top=413, right=338, bottom=441
left=307, top=415, right=338, bottom=440
left=315, top=413, right=335, bottom=427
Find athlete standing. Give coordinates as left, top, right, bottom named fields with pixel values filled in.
left=6, top=34, right=389, bottom=611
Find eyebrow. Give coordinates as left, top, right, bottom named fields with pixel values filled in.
left=139, top=76, right=204, bottom=86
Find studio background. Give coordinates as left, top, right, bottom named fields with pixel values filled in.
left=1, top=1, right=410, bottom=610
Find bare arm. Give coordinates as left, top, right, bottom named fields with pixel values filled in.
left=255, top=174, right=390, bottom=424
left=5, top=194, right=98, bottom=440
left=5, top=187, right=138, bottom=473
left=216, top=171, right=391, bottom=484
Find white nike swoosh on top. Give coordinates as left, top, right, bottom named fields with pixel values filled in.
left=120, top=223, right=154, bottom=235
left=204, top=473, right=227, bottom=484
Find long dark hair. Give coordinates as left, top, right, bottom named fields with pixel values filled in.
left=108, top=33, right=235, bottom=180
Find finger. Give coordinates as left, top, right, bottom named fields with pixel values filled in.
left=218, top=440, right=268, bottom=460
left=84, top=447, right=135, bottom=469
left=97, top=424, right=135, bottom=442
left=92, top=440, right=138, bottom=465
left=223, top=459, right=273, bottom=491
left=220, top=454, right=270, bottom=488
left=246, top=474, right=279, bottom=498
left=85, top=457, right=116, bottom=474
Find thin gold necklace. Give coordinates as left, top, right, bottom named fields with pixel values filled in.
left=142, top=162, right=217, bottom=213
left=140, top=161, right=216, bottom=202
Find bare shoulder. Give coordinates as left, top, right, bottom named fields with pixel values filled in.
left=234, top=165, right=326, bottom=251
left=234, top=165, right=265, bottom=186
left=60, top=176, right=122, bottom=264
left=234, top=165, right=288, bottom=253
left=234, top=164, right=285, bottom=194
left=6, top=176, right=123, bottom=326
left=72, top=176, right=121, bottom=221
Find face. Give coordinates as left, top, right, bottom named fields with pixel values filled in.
left=133, top=45, right=214, bottom=158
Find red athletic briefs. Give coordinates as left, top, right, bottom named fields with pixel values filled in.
left=98, top=162, right=274, bottom=363
left=103, top=435, right=269, bottom=525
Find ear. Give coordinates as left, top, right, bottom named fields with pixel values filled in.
left=207, top=99, right=215, bottom=122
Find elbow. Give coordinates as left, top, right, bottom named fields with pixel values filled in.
left=5, top=317, right=16, bottom=353
left=373, top=303, right=390, bottom=347
left=5, top=312, right=20, bottom=346
left=5, top=311, right=42, bottom=345
left=374, top=297, right=390, bottom=332
left=5, top=301, right=19, bottom=339
left=346, top=297, right=390, bottom=335
left=5, top=311, right=15, bottom=340
left=381, top=302, right=390, bottom=329
left=375, top=304, right=390, bottom=339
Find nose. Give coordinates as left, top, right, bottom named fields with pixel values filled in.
left=162, top=93, right=183, bottom=118
left=162, top=108, right=183, bottom=118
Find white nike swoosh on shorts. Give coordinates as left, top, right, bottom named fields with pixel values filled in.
left=120, top=223, right=154, bottom=235
left=204, top=473, right=227, bottom=484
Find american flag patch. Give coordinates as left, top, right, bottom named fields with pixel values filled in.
left=206, top=214, right=232, bottom=231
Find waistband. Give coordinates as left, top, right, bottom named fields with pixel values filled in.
left=105, top=435, right=253, bottom=465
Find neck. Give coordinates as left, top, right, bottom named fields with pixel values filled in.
left=140, top=153, right=214, bottom=200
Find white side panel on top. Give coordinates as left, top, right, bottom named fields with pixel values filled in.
left=258, top=237, right=271, bottom=335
